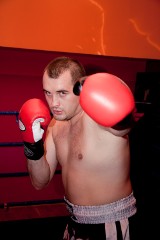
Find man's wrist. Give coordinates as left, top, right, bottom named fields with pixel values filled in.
left=24, top=139, right=44, bottom=160
left=111, top=113, right=135, bottom=130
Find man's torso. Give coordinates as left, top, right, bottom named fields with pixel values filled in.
left=52, top=113, right=132, bottom=205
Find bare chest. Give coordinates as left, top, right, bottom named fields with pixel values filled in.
left=54, top=122, right=84, bottom=165
left=53, top=119, right=129, bottom=170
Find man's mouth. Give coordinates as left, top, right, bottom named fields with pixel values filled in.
left=52, top=110, right=62, bottom=115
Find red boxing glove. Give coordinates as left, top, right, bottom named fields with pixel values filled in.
left=18, top=98, right=51, bottom=160
left=79, top=73, right=135, bottom=127
left=19, top=98, right=51, bottom=143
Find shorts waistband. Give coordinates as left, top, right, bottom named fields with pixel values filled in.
left=64, top=192, right=137, bottom=224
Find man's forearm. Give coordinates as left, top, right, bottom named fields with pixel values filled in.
left=27, top=156, right=51, bottom=190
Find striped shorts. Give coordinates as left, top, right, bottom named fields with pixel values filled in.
left=63, top=192, right=137, bottom=240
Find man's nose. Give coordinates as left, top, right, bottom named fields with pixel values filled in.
left=51, top=95, right=60, bottom=107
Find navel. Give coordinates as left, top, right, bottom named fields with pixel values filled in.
left=78, top=153, right=83, bottom=160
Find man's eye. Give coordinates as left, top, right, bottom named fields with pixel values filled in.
left=45, top=91, right=51, bottom=96
left=59, top=91, right=66, bottom=96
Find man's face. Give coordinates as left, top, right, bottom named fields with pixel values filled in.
left=42, top=70, right=81, bottom=121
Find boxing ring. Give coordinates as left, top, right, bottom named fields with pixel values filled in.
left=0, top=111, right=68, bottom=222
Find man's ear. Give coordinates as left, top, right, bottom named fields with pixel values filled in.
left=73, top=77, right=86, bottom=96
left=73, top=81, right=82, bottom=96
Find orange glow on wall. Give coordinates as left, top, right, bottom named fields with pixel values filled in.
left=0, top=0, right=160, bottom=59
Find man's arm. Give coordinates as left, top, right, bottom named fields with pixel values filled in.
left=108, top=112, right=135, bottom=136
left=27, top=120, right=58, bottom=190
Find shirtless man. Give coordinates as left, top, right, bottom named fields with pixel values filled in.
left=19, top=56, right=137, bottom=240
